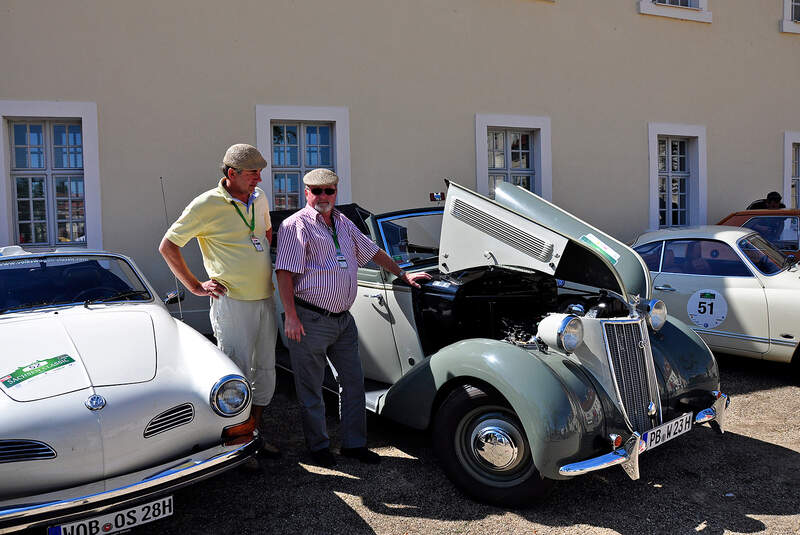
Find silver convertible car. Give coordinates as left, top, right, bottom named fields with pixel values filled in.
left=271, top=182, right=731, bottom=506
left=0, top=248, right=258, bottom=534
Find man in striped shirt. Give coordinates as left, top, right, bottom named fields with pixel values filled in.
left=275, top=169, right=430, bottom=468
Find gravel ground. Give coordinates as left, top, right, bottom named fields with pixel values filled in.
left=139, top=351, right=800, bottom=535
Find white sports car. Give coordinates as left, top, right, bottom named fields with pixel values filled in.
left=0, top=247, right=258, bottom=534
left=633, top=226, right=800, bottom=369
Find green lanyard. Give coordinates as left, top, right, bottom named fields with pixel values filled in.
left=231, top=201, right=255, bottom=233
left=328, top=221, right=341, bottom=252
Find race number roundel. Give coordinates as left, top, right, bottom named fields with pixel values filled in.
left=687, top=289, right=727, bottom=328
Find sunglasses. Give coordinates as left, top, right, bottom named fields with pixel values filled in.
left=308, top=187, right=337, bottom=196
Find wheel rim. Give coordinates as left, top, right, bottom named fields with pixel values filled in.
left=454, top=405, right=535, bottom=487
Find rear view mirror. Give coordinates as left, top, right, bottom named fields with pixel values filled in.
left=163, top=288, right=185, bottom=305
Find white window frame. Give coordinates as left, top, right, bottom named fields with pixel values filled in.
left=0, top=101, right=101, bottom=250
left=648, top=123, right=707, bottom=231
left=475, top=114, right=552, bottom=201
left=781, top=0, right=800, bottom=34
left=783, top=131, right=800, bottom=208
left=255, top=106, right=351, bottom=204
left=638, top=0, right=712, bottom=23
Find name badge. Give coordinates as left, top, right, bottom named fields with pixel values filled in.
left=250, top=235, right=264, bottom=252
left=336, top=254, right=348, bottom=269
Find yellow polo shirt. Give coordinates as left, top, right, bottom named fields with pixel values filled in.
left=164, top=179, right=273, bottom=300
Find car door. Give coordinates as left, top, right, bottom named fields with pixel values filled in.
left=651, top=239, right=769, bottom=355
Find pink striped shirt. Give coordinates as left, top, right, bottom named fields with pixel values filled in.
left=275, top=204, right=380, bottom=313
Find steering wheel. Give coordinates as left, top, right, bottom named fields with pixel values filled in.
left=74, top=286, right=119, bottom=302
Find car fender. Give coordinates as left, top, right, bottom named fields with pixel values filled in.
left=378, top=338, right=603, bottom=479
left=648, top=316, right=721, bottom=412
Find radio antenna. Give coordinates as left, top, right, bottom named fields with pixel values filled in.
left=160, top=176, right=184, bottom=320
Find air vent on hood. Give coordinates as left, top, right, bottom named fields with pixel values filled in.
left=451, top=199, right=554, bottom=263
left=0, top=440, right=56, bottom=463
left=144, top=403, right=194, bottom=438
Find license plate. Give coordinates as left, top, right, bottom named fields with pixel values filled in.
left=48, top=495, right=173, bottom=535
left=642, top=412, right=692, bottom=451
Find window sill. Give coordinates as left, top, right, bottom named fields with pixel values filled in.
left=781, top=19, right=800, bottom=34
left=638, top=1, right=712, bottom=23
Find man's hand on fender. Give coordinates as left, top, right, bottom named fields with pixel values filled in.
left=284, top=313, right=306, bottom=342
left=403, top=272, right=432, bottom=289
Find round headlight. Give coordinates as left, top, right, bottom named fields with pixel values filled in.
left=210, top=375, right=251, bottom=417
left=537, top=314, right=584, bottom=354
left=647, top=299, right=667, bottom=331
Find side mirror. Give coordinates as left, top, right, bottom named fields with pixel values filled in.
left=163, top=288, right=185, bottom=305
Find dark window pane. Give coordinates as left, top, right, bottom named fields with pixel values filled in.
left=319, top=126, right=330, bottom=145
left=13, top=124, right=27, bottom=145
left=31, top=178, right=45, bottom=198
left=71, top=200, right=85, bottom=218
left=18, top=223, right=32, bottom=244
left=33, top=222, right=48, bottom=243
left=634, top=242, right=663, bottom=271
left=306, top=126, right=318, bottom=145
left=273, top=125, right=285, bottom=145
left=70, top=179, right=84, bottom=198
left=15, top=147, right=28, bottom=168
left=56, top=177, right=69, bottom=197
left=33, top=200, right=47, bottom=220
left=54, top=124, right=67, bottom=145
left=520, top=134, right=530, bottom=151
left=306, top=147, right=318, bottom=166
left=287, top=147, right=298, bottom=166
left=319, top=147, right=331, bottom=166
left=57, top=199, right=70, bottom=219
left=54, top=147, right=67, bottom=168
left=287, top=173, right=300, bottom=192
left=273, top=173, right=285, bottom=194
left=68, top=125, right=82, bottom=146
left=15, top=177, right=28, bottom=198
left=287, top=194, right=299, bottom=209
left=286, top=126, right=297, bottom=145
left=58, top=222, right=70, bottom=242
left=17, top=200, right=31, bottom=221
left=29, top=124, right=43, bottom=146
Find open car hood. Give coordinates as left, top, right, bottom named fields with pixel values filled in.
left=438, top=182, right=650, bottom=301
left=0, top=310, right=157, bottom=402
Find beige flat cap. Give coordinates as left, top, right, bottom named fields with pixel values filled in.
left=303, top=168, right=339, bottom=186
left=222, top=144, right=267, bottom=170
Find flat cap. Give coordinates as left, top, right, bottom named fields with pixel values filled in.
left=222, top=144, right=267, bottom=170
left=303, top=168, right=339, bottom=186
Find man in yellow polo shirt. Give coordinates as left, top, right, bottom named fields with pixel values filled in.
left=159, top=143, right=279, bottom=460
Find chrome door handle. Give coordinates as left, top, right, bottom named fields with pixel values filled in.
left=653, top=285, right=676, bottom=292
left=363, top=293, right=385, bottom=305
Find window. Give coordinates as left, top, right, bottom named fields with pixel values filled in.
left=648, top=123, right=707, bottom=230
left=662, top=239, right=751, bottom=277
left=782, top=0, right=800, bottom=33
left=9, top=120, right=85, bottom=246
left=271, top=122, right=334, bottom=210
left=634, top=242, right=663, bottom=271
left=475, top=114, right=552, bottom=200
left=658, top=137, right=689, bottom=227
left=487, top=129, right=536, bottom=198
left=256, top=105, right=351, bottom=208
left=742, top=216, right=799, bottom=253
left=638, top=0, right=711, bottom=23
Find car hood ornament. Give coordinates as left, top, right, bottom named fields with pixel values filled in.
left=85, top=394, right=106, bottom=411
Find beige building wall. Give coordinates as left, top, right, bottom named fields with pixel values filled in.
left=2, top=0, right=798, bottom=330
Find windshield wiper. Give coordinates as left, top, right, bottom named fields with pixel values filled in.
left=0, top=299, right=59, bottom=315
left=84, top=290, right=151, bottom=307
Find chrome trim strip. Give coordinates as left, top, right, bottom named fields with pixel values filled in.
left=0, top=438, right=257, bottom=533
left=693, top=328, right=796, bottom=347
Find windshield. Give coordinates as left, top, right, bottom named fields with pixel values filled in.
left=737, top=234, right=787, bottom=275
left=0, top=255, right=151, bottom=313
left=376, top=211, right=443, bottom=267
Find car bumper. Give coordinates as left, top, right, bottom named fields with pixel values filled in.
left=0, top=437, right=258, bottom=534
left=558, top=391, right=730, bottom=480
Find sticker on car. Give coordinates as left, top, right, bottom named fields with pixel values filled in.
left=579, top=234, right=620, bottom=265
left=1, top=354, right=76, bottom=389
left=687, top=289, right=728, bottom=328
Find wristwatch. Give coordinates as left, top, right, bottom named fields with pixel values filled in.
left=398, top=269, right=407, bottom=279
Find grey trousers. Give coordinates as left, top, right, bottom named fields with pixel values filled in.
left=287, top=306, right=366, bottom=452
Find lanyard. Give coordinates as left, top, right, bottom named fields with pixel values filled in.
left=327, top=220, right=342, bottom=252
left=231, top=201, right=255, bottom=233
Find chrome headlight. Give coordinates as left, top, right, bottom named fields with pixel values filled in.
left=646, top=299, right=667, bottom=331
left=210, top=375, right=251, bottom=417
left=537, top=313, right=584, bottom=354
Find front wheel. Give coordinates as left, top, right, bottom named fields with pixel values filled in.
left=432, top=384, right=552, bottom=506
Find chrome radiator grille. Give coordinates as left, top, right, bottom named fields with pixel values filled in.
left=604, top=321, right=654, bottom=433
left=0, top=440, right=56, bottom=463
left=144, top=403, right=194, bottom=438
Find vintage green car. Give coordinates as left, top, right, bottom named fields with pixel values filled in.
left=272, top=181, right=729, bottom=506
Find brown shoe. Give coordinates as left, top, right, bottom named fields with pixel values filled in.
left=257, top=438, right=281, bottom=459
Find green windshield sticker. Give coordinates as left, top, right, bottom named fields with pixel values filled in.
left=579, top=234, right=620, bottom=266
left=1, top=355, right=75, bottom=388
left=700, top=292, right=716, bottom=299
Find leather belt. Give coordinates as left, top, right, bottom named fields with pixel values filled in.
left=294, top=298, right=347, bottom=318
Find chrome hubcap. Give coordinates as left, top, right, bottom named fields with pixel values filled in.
left=472, top=424, right=519, bottom=470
